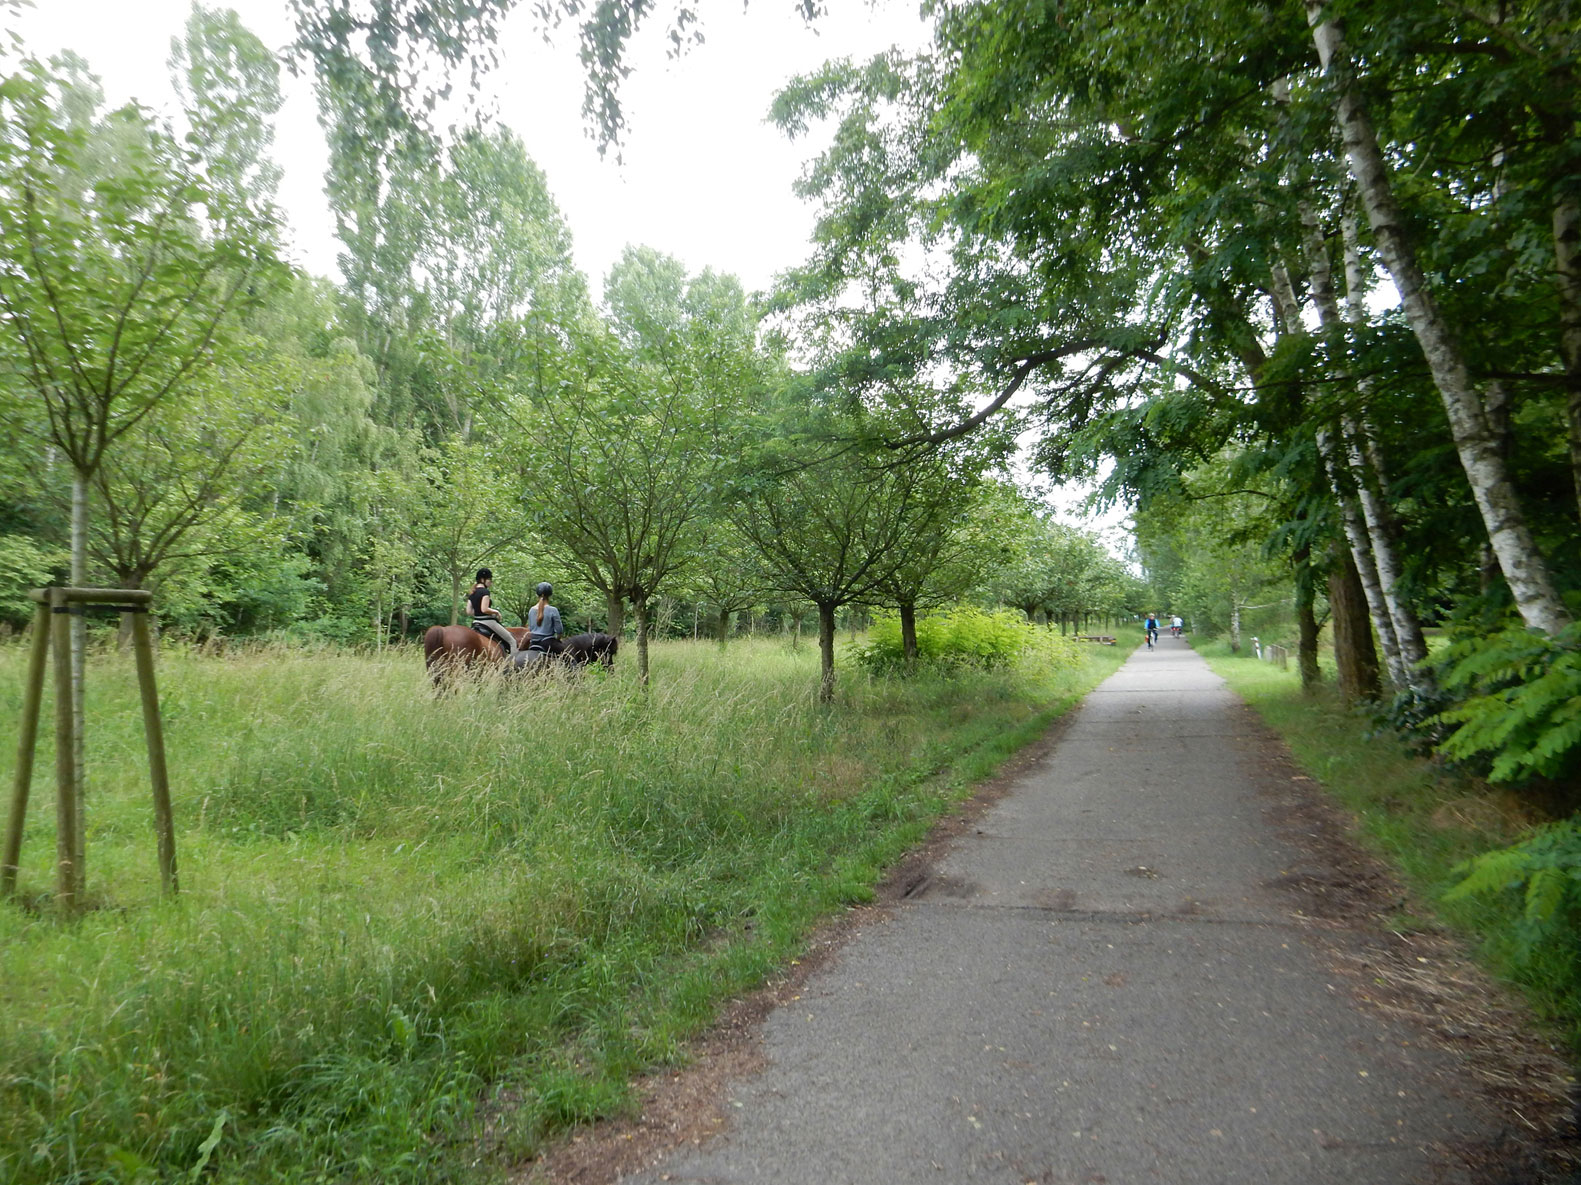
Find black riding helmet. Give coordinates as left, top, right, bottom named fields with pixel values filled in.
left=535, top=582, right=553, bottom=598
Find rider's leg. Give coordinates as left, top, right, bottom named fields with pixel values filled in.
left=480, top=620, right=516, bottom=655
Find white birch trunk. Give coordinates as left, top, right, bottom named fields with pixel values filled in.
left=1302, top=202, right=1434, bottom=687
left=1317, top=427, right=1408, bottom=686
left=1306, top=5, right=1571, bottom=636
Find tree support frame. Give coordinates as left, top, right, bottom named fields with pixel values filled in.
left=2, top=587, right=177, bottom=913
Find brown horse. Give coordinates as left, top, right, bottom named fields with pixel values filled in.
left=423, top=624, right=537, bottom=683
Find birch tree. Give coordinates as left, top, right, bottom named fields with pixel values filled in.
left=1304, top=1, right=1571, bottom=636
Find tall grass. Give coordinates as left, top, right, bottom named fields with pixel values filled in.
left=1199, top=641, right=1581, bottom=1050
left=0, top=635, right=1124, bottom=1183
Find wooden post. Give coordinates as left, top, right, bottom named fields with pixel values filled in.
left=49, top=588, right=77, bottom=914
left=129, top=608, right=177, bottom=895
left=2, top=601, right=51, bottom=896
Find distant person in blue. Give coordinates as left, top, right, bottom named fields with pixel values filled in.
left=527, top=582, right=564, bottom=652
left=1144, top=613, right=1160, bottom=647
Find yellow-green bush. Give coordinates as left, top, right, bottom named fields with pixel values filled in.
left=851, top=606, right=1082, bottom=672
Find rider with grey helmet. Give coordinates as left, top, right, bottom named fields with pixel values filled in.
left=527, top=581, right=564, bottom=651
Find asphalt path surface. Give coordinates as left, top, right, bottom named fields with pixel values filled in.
left=620, top=637, right=1516, bottom=1185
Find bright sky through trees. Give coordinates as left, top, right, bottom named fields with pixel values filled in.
left=9, top=0, right=932, bottom=295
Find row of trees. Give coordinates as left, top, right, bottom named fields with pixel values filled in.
left=0, top=10, right=1140, bottom=704
left=749, top=0, right=1579, bottom=782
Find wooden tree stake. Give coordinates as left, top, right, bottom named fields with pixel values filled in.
left=50, top=588, right=77, bottom=914
left=2, top=602, right=51, bottom=896
left=130, top=609, right=178, bottom=895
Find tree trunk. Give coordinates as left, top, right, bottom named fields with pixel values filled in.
left=817, top=601, right=837, bottom=704
left=1302, top=208, right=1431, bottom=690
left=633, top=592, right=650, bottom=690
left=1554, top=190, right=1581, bottom=522
left=1229, top=599, right=1242, bottom=654
left=1320, top=429, right=1406, bottom=688
left=605, top=591, right=625, bottom=638
left=69, top=470, right=87, bottom=897
left=1307, top=5, right=1571, bottom=636
left=1342, top=419, right=1432, bottom=679
left=899, top=601, right=918, bottom=668
left=1329, top=544, right=1381, bottom=704
left=1295, top=548, right=1321, bottom=693
left=717, top=606, right=731, bottom=645
left=791, top=607, right=804, bottom=648
left=450, top=570, right=461, bottom=626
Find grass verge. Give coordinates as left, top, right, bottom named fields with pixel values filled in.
left=0, top=634, right=1125, bottom=1184
left=1198, top=640, right=1581, bottom=1053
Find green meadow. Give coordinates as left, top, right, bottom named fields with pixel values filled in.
left=0, top=636, right=1124, bottom=1184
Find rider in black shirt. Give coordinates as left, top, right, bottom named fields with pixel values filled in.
left=467, top=568, right=517, bottom=656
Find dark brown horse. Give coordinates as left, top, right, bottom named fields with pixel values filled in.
left=559, top=632, right=619, bottom=668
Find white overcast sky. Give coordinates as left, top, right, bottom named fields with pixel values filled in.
left=5, top=0, right=1132, bottom=549
left=8, top=0, right=933, bottom=296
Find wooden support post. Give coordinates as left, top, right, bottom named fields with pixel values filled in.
left=129, top=608, right=177, bottom=895
left=2, top=602, right=51, bottom=896
left=49, top=589, right=77, bottom=914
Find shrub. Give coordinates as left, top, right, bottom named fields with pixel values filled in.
left=0, top=533, right=65, bottom=628
left=1429, top=621, right=1581, bottom=786
left=851, top=606, right=1078, bottom=673
left=1443, top=818, right=1581, bottom=1025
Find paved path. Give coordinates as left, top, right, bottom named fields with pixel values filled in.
left=623, top=639, right=1506, bottom=1184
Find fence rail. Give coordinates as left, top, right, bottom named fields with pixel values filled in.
left=1250, top=636, right=1289, bottom=670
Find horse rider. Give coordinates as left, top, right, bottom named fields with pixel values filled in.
left=467, top=568, right=518, bottom=656
left=526, top=582, right=564, bottom=652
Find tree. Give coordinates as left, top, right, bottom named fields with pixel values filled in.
left=1304, top=0, right=1571, bottom=636
left=680, top=522, right=770, bottom=645
left=732, top=402, right=936, bottom=702
left=0, top=51, right=282, bottom=893
left=79, top=358, right=294, bottom=627
left=412, top=436, right=521, bottom=624
left=522, top=251, right=763, bottom=685
left=868, top=465, right=1014, bottom=666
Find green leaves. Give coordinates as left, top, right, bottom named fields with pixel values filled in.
left=0, top=54, right=284, bottom=479
left=1444, top=819, right=1581, bottom=955
left=1432, top=621, right=1581, bottom=784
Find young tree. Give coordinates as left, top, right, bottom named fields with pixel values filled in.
left=0, top=52, right=282, bottom=892
left=732, top=405, right=935, bottom=702
left=522, top=253, right=762, bottom=685
left=412, top=435, right=521, bottom=624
